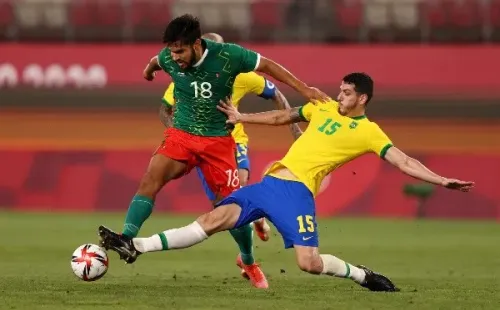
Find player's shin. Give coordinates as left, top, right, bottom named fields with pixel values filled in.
left=320, top=254, right=366, bottom=284
left=123, top=194, right=154, bottom=238
left=133, top=221, right=208, bottom=253
left=229, top=224, right=254, bottom=265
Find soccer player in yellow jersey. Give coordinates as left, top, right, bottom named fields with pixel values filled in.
left=158, top=32, right=302, bottom=288
left=102, top=73, right=474, bottom=291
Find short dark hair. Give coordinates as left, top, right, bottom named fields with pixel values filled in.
left=163, top=14, right=201, bottom=45
left=343, top=72, right=374, bottom=104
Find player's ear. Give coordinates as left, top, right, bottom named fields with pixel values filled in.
left=359, top=94, right=368, bottom=105
left=193, top=38, right=202, bottom=48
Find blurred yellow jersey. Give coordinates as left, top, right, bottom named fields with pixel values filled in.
left=162, top=72, right=276, bottom=145
left=266, top=100, right=393, bottom=196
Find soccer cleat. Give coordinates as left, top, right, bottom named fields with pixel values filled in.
left=253, top=218, right=271, bottom=242
left=236, top=254, right=269, bottom=289
left=98, top=225, right=141, bottom=264
left=357, top=265, right=400, bottom=292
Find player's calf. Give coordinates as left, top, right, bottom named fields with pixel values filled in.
left=294, top=246, right=398, bottom=292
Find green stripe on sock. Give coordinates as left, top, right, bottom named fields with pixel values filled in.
left=158, top=233, right=169, bottom=250
left=345, top=263, right=351, bottom=278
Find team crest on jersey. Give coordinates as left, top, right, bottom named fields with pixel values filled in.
left=349, top=121, right=358, bottom=129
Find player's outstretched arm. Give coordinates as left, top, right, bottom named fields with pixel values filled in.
left=218, top=98, right=303, bottom=126
left=384, top=146, right=475, bottom=192
left=143, top=56, right=162, bottom=81
left=271, top=89, right=303, bottom=139
left=256, top=57, right=329, bottom=103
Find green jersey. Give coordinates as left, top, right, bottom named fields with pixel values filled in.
left=157, top=39, right=260, bottom=136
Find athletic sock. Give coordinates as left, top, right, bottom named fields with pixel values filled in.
left=122, top=195, right=154, bottom=238
left=133, top=221, right=208, bottom=253
left=229, top=224, right=255, bottom=265
left=320, top=254, right=366, bottom=284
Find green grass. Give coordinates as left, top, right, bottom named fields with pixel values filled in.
left=0, top=211, right=499, bottom=310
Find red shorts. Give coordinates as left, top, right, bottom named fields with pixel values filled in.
left=155, top=127, right=239, bottom=198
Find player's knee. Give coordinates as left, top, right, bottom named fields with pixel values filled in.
left=296, top=254, right=322, bottom=274
left=238, top=169, right=249, bottom=187
left=137, top=172, right=163, bottom=197
left=196, top=204, right=240, bottom=235
left=239, top=178, right=248, bottom=187
left=196, top=210, right=225, bottom=236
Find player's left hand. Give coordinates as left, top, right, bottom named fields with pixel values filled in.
left=218, top=97, right=241, bottom=124
left=300, top=86, right=330, bottom=104
left=441, top=178, right=475, bottom=192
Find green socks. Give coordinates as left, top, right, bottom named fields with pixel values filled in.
left=229, top=224, right=255, bottom=265
left=122, top=195, right=154, bottom=238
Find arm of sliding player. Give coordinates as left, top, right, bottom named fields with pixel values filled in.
left=244, top=73, right=303, bottom=139
left=218, top=100, right=316, bottom=127
left=371, top=125, right=475, bottom=191
left=271, top=89, right=303, bottom=139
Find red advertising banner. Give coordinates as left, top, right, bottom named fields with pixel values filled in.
left=1, top=150, right=498, bottom=220
left=1, top=44, right=500, bottom=95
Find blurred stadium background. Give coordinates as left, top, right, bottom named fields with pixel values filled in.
left=1, top=0, right=499, bottom=219
left=1, top=1, right=500, bottom=309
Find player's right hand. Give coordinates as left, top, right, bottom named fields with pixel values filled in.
left=143, top=70, right=156, bottom=81
left=218, top=97, right=241, bottom=124
left=300, top=86, right=330, bottom=104
left=441, top=178, right=475, bottom=192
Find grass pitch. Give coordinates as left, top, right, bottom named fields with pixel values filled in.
left=0, top=211, right=499, bottom=310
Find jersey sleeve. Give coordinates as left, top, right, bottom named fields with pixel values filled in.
left=226, top=43, right=261, bottom=73
left=240, top=72, right=276, bottom=99
left=157, top=48, right=170, bottom=73
left=161, top=82, right=175, bottom=107
left=369, top=124, right=393, bottom=159
left=298, top=102, right=317, bottom=122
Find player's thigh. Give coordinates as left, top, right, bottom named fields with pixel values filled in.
left=198, top=136, right=239, bottom=197
left=262, top=177, right=318, bottom=249
left=214, top=182, right=268, bottom=230
left=153, top=128, right=197, bottom=181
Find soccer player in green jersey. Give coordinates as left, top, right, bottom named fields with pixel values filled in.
left=98, top=14, right=328, bottom=289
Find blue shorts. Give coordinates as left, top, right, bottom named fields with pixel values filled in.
left=216, top=176, right=318, bottom=249
left=196, top=143, right=250, bottom=201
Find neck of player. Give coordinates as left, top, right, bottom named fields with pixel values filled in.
left=194, top=39, right=207, bottom=64
left=346, top=106, right=366, bottom=119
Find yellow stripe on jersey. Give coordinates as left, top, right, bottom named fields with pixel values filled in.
left=161, top=72, right=269, bottom=145
left=267, top=99, right=393, bottom=196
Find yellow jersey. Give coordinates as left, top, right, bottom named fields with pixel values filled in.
left=266, top=100, right=393, bottom=197
left=162, top=72, right=276, bottom=145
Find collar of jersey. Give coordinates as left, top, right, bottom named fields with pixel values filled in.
left=193, top=47, right=209, bottom=67
left=350, top=115, right=367, bottom=120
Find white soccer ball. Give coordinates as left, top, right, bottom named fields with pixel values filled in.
left=71, top=244, right=109, bottom=281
